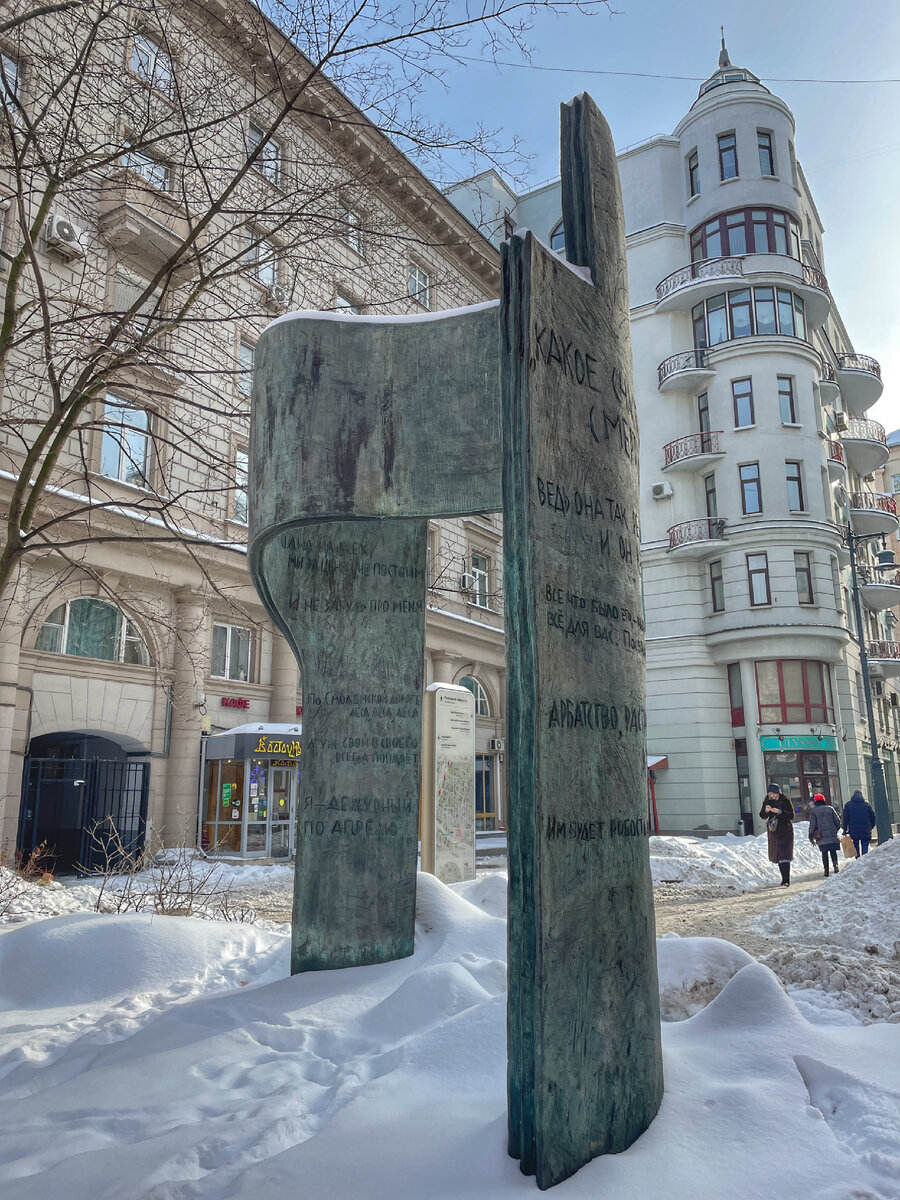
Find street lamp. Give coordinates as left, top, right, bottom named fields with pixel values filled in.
left=845, top=524, right=895, bottom=844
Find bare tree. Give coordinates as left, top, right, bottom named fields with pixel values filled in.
left=0, top=0, right=612, bottom=605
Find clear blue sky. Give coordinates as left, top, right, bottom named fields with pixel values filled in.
left=423, top=0, right=900, bottom=434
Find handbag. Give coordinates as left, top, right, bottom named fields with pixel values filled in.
left=811, top=827, right=821, bottom=843
left=841, top=833, right=857, bottom=859
left=766, top=815, right=779, bottom=832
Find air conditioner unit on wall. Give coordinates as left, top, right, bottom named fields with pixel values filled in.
left=45, top=214, right=85, bottom=259
left=460, top=572, right=476, bottom=591
left=266, top=283, right=288, bottom=310
left=651, top=481, right=673, bottom=500
left=834, top=411, right=848, bottom=431
left=490, top=738, right=505, bottom=752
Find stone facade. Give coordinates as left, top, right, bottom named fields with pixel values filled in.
left=0, top=0, right=505, bottom=864
left=448, top=45, right=900, bottom=834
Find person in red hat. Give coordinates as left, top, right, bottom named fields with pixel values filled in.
left=808, top=793, right=842, bottom=877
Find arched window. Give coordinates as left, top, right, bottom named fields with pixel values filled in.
left=549, top=221, right=566, bottom=254
left=35, top=598, right=149, bottom=665
left=459, top=675, right=491, bottom=717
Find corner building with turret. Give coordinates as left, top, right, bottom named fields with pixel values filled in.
left=448, top=42, right=900, bottom=834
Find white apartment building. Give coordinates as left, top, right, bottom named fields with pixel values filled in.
left=0, top=0, right=505, bottom=871
left=448, top=40, right=900, bottom=834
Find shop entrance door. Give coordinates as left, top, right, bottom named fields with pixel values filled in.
left=269, top=767, right=294, bottom=858
left=799, top=752, right=833, bottom=821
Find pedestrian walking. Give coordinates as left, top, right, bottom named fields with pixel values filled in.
left=760, top=783, right=794, bottom=886
left=842, top=789, right=876, bottom=856
left=808, top=793, right=841, bottom=877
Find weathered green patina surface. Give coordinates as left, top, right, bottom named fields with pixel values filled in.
left=247, top=92, right=662, bottom=1188
left=248, top=306, right=501, bottom=971
left=503, top=96, right=663, bottom=1187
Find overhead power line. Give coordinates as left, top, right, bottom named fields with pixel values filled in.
left=456, top=56, right=900, bottom=85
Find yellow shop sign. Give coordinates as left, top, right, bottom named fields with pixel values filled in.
left=254, top=736, right=301, bottom=758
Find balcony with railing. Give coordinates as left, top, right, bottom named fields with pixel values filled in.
left=667, top=517, right=728, bottom=557
left=840, top=418, right=888, bottom=476
left=654, top=254, right=830, bottom=327
left=848, top=491, right=898, bottom=537
left=818, top=359, right=840, bottom=403
left=867, top=639, right=900, bottom=678
left=836, top=352, right=883, bottom=417
left=657, top=348, right=716, bottom=393
left=662, top=431, right=725, bottom=473
left=859, top=566, right=900, bottom=611
left=825, top=438, right=846, bottom=479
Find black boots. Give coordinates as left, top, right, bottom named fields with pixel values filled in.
left=779, top=862, right=791, bottom=886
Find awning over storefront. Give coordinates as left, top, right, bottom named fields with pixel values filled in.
left=205, top=722, right=302, bottom=761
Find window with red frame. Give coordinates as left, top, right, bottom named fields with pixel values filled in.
left=690, top=207, right=801, bottom=262
left=755, top=659, right=834, bottom=724
left=727, top=662, right=744, bottom=726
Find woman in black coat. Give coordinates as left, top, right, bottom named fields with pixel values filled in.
left=760, top=783, right=795, bottom=886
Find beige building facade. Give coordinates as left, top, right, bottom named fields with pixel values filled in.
left=0, top=0, right=506, bottom=868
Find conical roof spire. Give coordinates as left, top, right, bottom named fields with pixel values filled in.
left=718, top=27, right=731, bottom=69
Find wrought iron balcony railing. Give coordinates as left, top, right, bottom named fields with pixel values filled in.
left=663, top=431, right=723, bottom=467
left=826, top=439, right=844, bottom=465
left=868, top=640, right=900, bottom=661
left=657, top=348, right=710, bottom=387
left=667, top=517, right=727, bottom=550
left=656, top=256, right=744, bottom=302
left=819, top=361, right=836, bottom=383
left=838, top=353, right=881, bottom=379
left=843, top=419, right=887, bottom=445
left=849, top=491, right=897, bottom=516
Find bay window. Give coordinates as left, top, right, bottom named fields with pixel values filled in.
left=756, top=660, right=833, bottom=723
left=692, top=286, right=807, bottom=348
left=690, top=207, right=801, bottom=261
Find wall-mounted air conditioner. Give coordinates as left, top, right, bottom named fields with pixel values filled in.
left=45, top=214, right=85, bottom=259
left=651, top=481, right=673, bottom=500
left=266, top=283, right=288, bottom=310
left=460, top=572, right=476, bottom=591
left=490, top=738, right=505, bottom=751
left=834, top=411, right=848, bottom=431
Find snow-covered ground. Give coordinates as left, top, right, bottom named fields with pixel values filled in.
left=649, top=823, right=824, bottom=889
left=1, top=838, right=899, bottom=1198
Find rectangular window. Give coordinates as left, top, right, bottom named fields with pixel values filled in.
left=688, top=149, right=700, bottom=197
left=747, top=553, right=771, bottom=605
left=475, top=754, right=497, bottom=831
left=1, top=51, right=18, bottom=101
left=247, top=121, right=282, bottom=186
left=710, top=559, right=725, bottom=612
left=773, top=213, right=790, bottom=256
left=777, top=288, right=795, bottom=336
left=707, top=293, right=728, bottom=344
left=758, top=130, right=775, bottom=176
left=718, top=132, right=738, bottom=180
left=244, top=229, right=278, bottom=288
left=112, top=272, right=163, bottom=333
left=409, top=261, right=431, bottom=309
left=778, top=376, right=796, bottom=423
left=752, top=210, right=769, bottom=253
left=238, top=340, right=255, bottom=396
left=130, top=32, right=174, bottom=96
left=754, top=287, right=776, bottom=335
left=233, top=448, right=249, bottom=524
left=740, top=463, right=762, bottom=514
left=727, top=662, right=744, bottom=726
left=470, top=552, right=490, bottom=608
left=725, top=212, right=747, bottom=256
left=211, top=622, right=253, bottom=681
left=122, top=143, right=171, bottom=191
left=788, top=141, right=798, bottom=188
left=698, top=391, right=710, bottom=434
left=692, top=302, right=708, bottom=349
left=704, top=472, right=718, bottom=519
left=337, top=202, right=363, bottom=255
left=729, top=289, right=752, bottom=339
left=703, top=219, right=722, bottom=258
left=786, top=461, right=804, bottom=511
left=891, top=474, right=900, bottom=494
left=100, top=395, right=149, bottom=486
left=794, top=551, right=813, bottom=604
left=335, top=291, right=360, bottom=315
left=732, top=377, right=754, bottom=427
left=756, top=660, right=833, bottom=723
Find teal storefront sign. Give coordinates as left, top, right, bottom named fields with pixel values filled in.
left=760, top=735, right=837, bottom=752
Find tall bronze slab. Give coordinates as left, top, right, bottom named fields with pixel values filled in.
left=248, top=306, right=502, bottom=971
left=503, top=96, right=664, bottom=1187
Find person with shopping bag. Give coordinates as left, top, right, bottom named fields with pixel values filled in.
left=808, top=793, right=841, bottom=877
left=760, top=783, right=794, bottom=886
left=842, top=789, right=877, bottom=856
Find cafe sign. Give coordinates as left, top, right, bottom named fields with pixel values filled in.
left=760, top=735, right=837, bottom=752
left=254, top=735, right=301, bottom=757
